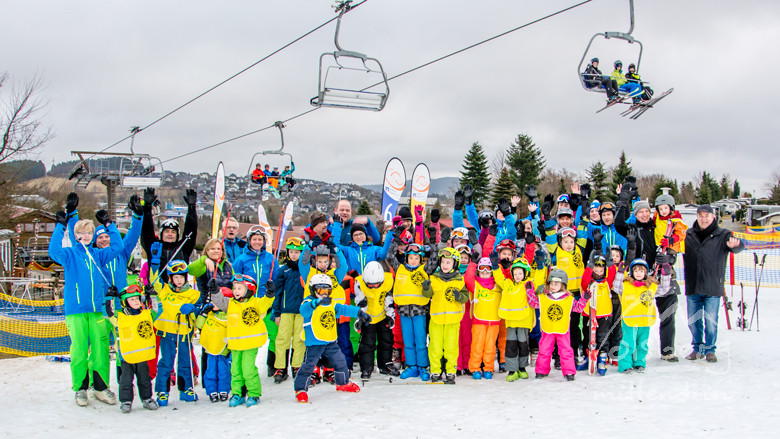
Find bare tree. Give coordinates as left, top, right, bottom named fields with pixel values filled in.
left=490, top=149, right=506, bottom=180
left=1, top=71, right=54, bottom=164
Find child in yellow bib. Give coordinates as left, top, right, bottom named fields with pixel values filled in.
left=422, top=248, right=469, bottom=384
left=115, top=285, right=158, bottom=413
left=494, top=258, right=535, bottom=381
left=465, top=256, right=502, bottom=379
left=353, top=261, right=397, bottom=379
left=225, top=274, right=275, bottom=408
left=196, top=279, right=232, bottom=402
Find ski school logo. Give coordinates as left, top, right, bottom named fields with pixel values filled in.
left=319, top=310, right=336, bottom=330
left=242, top=308, right=261, bottom=326
left=411, top=271, right=426, bottom=286
left=547, top=304, right=564, bottom=321
left=573, top=252, right=584, bottom=269
left=137, top=321, right=154, bottom=339
left=444, top=287, right=460, bottom=303
left=640, top=290, right=653, bottom=307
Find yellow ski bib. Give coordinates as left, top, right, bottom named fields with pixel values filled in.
left=621, top=281, right=658, bottom=327
left=555, top=247, right=584, bottom=292
left=153, top=286, right=199, bottom=335
left=429, top=275, right=465, bottom=325
left=539, top=294, right=574, bottom=334
left=199, top=311, right=228, bottom=355
left=117, top=309, right=156, bottom=364
left=226, top=296, right=274, bottom=350
left=393, top=265, right=429, bottom=306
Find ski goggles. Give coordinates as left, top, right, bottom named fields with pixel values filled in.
left=161, top=218, right=179, bottom=229
left=247, top=226, right=266, bottom=238
left=167, top=261, right=188, bottom=274
left=558, top=228, right=577, bottom=239
left=598, top=202, right=616, bottom=213
left=477, top=265, right=492, bottom=273
left=451, top=228, right=468, bottom=239
left=123, top=284, right=144, bottom=295
left=557, top=194, right=570, bottom=204
left=406, top=243, right=425, bottom=256
left=232, top=274, right=257, bottom=292
left=454, top=244, right=471, bottom=255
left=311, top=286, right=332, bottom=296
left=365, top=281, right=383, bottom=289
left=286, top=237, right=305, bottom=250
left=593, top=255, right=607, bottom=267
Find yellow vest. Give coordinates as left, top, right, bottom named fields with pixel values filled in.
left=357, top=273, right=394, bottom=324
left=621, top=281, right=658, bottom=327
left=497, top=274, right=534, bottom=328
left=117, top=309, right=156, bottom=364
left=654, top=216, right=687, bottom=253
left=472, top=280, right=501, bottom=323
left=583, top=281, right=613, bottom=317
left=393, top=265, right=430, bottom=306
left=539, top=294, right=574, bottom=334
left=555, top=246, right=584, bottom=292
left=308, top=302, right=339, bottom=342
left=226, top=295, right=274, bottom=350
left=199, top=311, right=228, bottom=355
left=305, top=269, right=345, bottom=305
left=429, top=274, right=466, bottom=325
left=153, top=286, right=199, bottom=335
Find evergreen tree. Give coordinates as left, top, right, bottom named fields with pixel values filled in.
left=459, top=142, right=491, bottom=208
left=732, top=179, right=741, bottom=198
left=719, top=175, right=731, bottom=200
left=696, top=173, right=713, bottom=204
left=586, top=161, right=610, bottom=202
left=609, top=151, right=633, bottom=200
left=357, top=200, right=372, bottom=215
left=506, top=133, right=546, bottom=196
left=491, top=168, right=516, bottom=207
left=650, top=177, right=679, bottom=204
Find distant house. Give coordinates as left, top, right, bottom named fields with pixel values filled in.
left=349, top=190, right=361, bottom=198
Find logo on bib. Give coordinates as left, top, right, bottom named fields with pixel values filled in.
left=444, top=287, right=460, bottom=303
left=242, top=307, right=261, bottom=326
left=547, top=304, right=564, bottom=321
left=320, top=310, right=336, bottom=330
left=640, top=290, right=653, bottom=307
left=411, top=271, right=426, bottom=286
left=137, top=321, right=154, bottom=339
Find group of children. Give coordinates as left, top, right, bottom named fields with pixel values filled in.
left=52, top=178, right=689, bottom=412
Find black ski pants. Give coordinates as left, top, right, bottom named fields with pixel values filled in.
left=656, top=294, right=678, bottom=356
left=357, top=318, right=394, bottom=373
left=119, top=360, right=152, bottom=403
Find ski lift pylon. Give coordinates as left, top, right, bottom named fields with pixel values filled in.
left=578, top=0, right=643, bottom=92
left=246, top=121, right=292, bottom=175
left=310, top=0, right=389, bottom=111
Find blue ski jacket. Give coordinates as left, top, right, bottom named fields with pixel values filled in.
left=332, top=221, right=394, bottom=274
left=272, top=259, right=305, bottom=317
left=232, top=246, right=280, bottom=297
left=223, top=237, right=247, bottom=263
left=300, top=297, right=360, bottom=347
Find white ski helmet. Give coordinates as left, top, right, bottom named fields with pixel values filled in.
left=362, top=261, right=385, bottom=285
left=309, top=273, right=333, bottom=296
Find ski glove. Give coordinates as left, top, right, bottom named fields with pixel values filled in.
left=55, top=211, right=68, bottom=227
left=440, top=227, right=451, bottom=244
left=183, top=189, right=197, bottom=207
left=470, top=251, right=481, bottom=264
left=317, top=296, right=332, bottom=307
left=179, top=304, right=197, bottom=315
left=497, top=198, right=511, bottom=217
left=489, top=252, right=499, bottom=268
left=66, top=192, right=79, bottom=215
left=357, top=309, right=371, bottom=321
left=430, top=208, right=441, bottom=223
left=580, top=183, right=591, bottom=201
left=128, top=194, right=144, bottom=216
left=454, top=191, right=465, bottom=211
left=264, top=281, right=276, bottom=297
left=592, top=229, right=603, bottom=244
left=525, top=281, right=535, bottom=295
left=583, top=288, right=593, bottom=301
left=468, top=229, right=478, bottom=245
left=499, top=259, right=512, bottom=270
left=105, top=300, right=115, bottom=318
left=143, top=187, right=157, bottom=211
left=534, top=250, right=546, bottom=269
left=95, top=210, right=111, bottom=226
left=541, top=194, right=554, bottom=218
left=525, top=231, right=535, bottom=245
left=463, top=184, right=475, bottom=205
left=488, top=224, right=498, bottom=237
left=427, top=226, right=438, bottom=244
left=392, top=225, right=406, bottom=237
left=106, top=286, right=119, bottom=298
left=626, top=227, right=638, bottom=244
left=207, top=279, right=219, bottom=295
left=661, top=235, right=675, bottom=247
left=421, top=279, right=431, bottom=291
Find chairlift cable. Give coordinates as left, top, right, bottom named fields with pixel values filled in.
left=83, top=0, right=369, bottom=161
left=157, top=0, right=594, bottom=166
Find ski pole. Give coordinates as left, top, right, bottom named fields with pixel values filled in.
left=173, top=313, right=181, bottom=407
left=750, top=254, right=766, bottom=331
left=149, top=233, right=193, bottom=286
left=215, top=203, right=233, bottom=280
left=740, top=282, right=745, bottom=332
left=186, top=316, right=197, bottom=394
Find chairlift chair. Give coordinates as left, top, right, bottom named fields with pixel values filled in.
left=247, top=122, right=295, bottom=195
left=310, top=1, right=389, bottom=111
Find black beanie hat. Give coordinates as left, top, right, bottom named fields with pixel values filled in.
left=351, top=223, right=367, bottom=238
left=398, top=206, right=412, bottom=220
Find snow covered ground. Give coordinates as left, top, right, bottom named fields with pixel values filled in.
left=2, top=287, right=777, bottom=438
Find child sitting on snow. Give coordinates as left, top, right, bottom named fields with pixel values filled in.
left=294, top=274, right=368, bottom=403
left=225, top=274, right=275, bottom=407
left=114, top=285, right=159, bottom=413
left=527, top=269, right=590, bottom=381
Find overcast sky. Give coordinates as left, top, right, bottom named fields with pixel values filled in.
left=4, top=0, right=779, bottom=196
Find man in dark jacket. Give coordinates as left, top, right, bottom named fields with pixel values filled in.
left=683, top=205, right=744, bottom=363
left=583, top=57, right=619, bottom=100
left=140, top=187, right=198, bottom=285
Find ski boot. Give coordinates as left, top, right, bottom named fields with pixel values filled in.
left=419, top=367, right=430, bottom=381
left=310, top=367, right=322, bottom=386
left=219, top=392, right=229, bottom=401
left=430, top=373, right=442, bottom=383
left=597, top=354, right=608, bottom=376
left=93, top=388, right=118, bottom=405
left=292, top=367, right=300, bottom=378
left=120, top=402, right=132, bottom=414
left=576, top=357, right=588, bottom=371
left=296, top=391, right=308, bottom=403
left=565, top=374, right=575, bottom=382
left=209, top=392, right=220, bottom=403
left=322, top=367, right=335, bottom=384
left=444, top=373, right=457, bottom=384
left=75, top=390, right=88, bottom=407
left=156, top=392, right=169, bottom=407
left=336, top=382, right=361, bottom=393
left=553, top=357, right=561, bottom=370
left=392, top=348, right=403, bottom=371
left=142, top=398, right=159, bottom=410
left=535, top=373, right=548, bottom=379
left=246, top=397, right=260, bottom=408
left=483, top=371, right=493, bottom=380
left=229, top=395, right=246, bottom=407
left=633, top=366, right=645, bottom=373
left=400, top=366, right=419, bottom=379
left=274, top=369, right=288, bottom=384
left=360, top=369, right=372, bottom=380
left=472, top=371, right=482, bottom=380
left=498, top=363, right=507, bottom=373
left=180, top=388, right=198, bottom=402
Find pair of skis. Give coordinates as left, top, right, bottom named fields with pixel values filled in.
left=619, top=88, right=674, bottom=119
left=587, top=282, right=598, bottom=376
